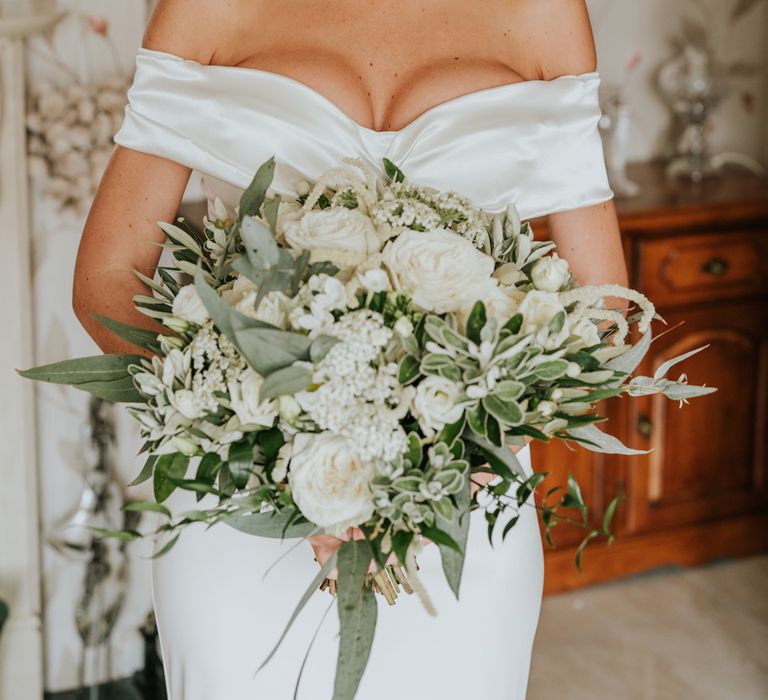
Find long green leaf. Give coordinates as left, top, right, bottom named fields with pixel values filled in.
left=435, top=474, right=470, bottom=598
left=259, top=364, right=313, bottom=402
left=239, top=157, right=276, bottom=223
left=91, top=314, right=161, bottom=352
left=333, top=540, right=377, bottom=700
left=224, top=508, right=316, bottom=539
left=463, top=428, right=527, bottom=480
left=18, top=354, right=145, bottom=403
left=153, top=453, right=190, bottom=503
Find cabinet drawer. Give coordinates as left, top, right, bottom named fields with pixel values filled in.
left=636, top=231, right=768, bottom=307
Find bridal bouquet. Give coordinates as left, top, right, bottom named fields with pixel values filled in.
left=21, top=156, right=715, bottom=699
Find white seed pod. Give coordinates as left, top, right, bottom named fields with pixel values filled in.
left=38, top=90, right=68, bottom=119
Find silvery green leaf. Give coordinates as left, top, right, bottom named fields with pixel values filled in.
left=239, top=157, right=275, bottom=223
left=241, top=215, right=280, bottom=268
left=333, top=540, right=377, bottom=700
left=577, top=370, right=617, bottom=384
left=91, top=314, right=161, bottom=352
left=259, top=364, right=313, bottom=401
left=17, top=354, right=145, bottom=403
left=568, top=424, right=649, bottom=455
left=494, top=380, right=526, bottom=401
left=658, top=382, right=717, bottom=401
left=224, top=508, right=316, bottom=539
left=653, top=345, right=709, bottom=381
left=482, top=395, right=524, bottom=426
left=310, top=335, right=340, bottom=363
left=263, top=194, right=281, bottom=235
left=132, top=269, right=174, bottom=300
left=605, top=327, right=652, bottom=378
left=530, top=359, right=570, bottom=381
left=158, top=221, right=204, bottom=257
left=235, top=327, right=313, bottom=375
left=175, top=259, right=204, bottom=278
left=463, top=428, right=527, bottom=480
left=555, top=401, right=593, bottom=415
left=592, top=344, right=630, bottom=363
left=433, top=497, right=455, bottom=522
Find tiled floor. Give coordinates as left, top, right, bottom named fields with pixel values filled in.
left=528, top=555, right=768, bottom=700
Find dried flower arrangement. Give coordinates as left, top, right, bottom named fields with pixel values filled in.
left=26, top=13, right=130, bottom=214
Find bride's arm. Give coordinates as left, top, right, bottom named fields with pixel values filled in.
left=73, top=0, right=235, bottom=354
left=73, top=148, right=191, bottom=355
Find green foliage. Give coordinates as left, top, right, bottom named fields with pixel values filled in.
left=17, top=354, right=145, bottom=403
left=333, top=540, right=378, bottom=700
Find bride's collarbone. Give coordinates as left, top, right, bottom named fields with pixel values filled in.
left=219, top=49, right=530, bottom=132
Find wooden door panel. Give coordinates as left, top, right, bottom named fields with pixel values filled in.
left=625, top=300, right=768, bottom=532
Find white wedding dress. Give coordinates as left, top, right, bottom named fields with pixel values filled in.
left=114, top=48, right=613, bottom=700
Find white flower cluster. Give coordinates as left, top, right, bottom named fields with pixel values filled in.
left=296, top=310, right=411, bottom=465
left=372, top=182, right=489, bottom=248
left=26, top=78, right=129, bottom=213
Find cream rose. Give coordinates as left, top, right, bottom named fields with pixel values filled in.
left=288, top=432, right=375, bottom=534
left=171, top=284, right=209, bottom=326
left=381, top=228, right=496, bottom=313
left=530, top=253, right=570, bottom=292
left=227, top=367, right=278, bottom=427
left=412, top=375, right=464, bottom=437
left=283, top=207, right=380, bottom=267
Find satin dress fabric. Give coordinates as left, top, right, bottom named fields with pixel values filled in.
left=114, top=48, right=614, bottom=700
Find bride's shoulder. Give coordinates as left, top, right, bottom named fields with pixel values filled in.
left=141, top=0, right=265, bottom=64
left=500, top=0, right=597, bottom=79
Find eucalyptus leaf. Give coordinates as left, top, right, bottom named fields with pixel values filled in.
left=18, top=354, right=145, bottom=403
left=91, top=314, right=161, bottom=353
left=435, top=475, right=470, bottom=598
left=333, top=540, right=378, bottom=700
left=259, top=364, right=313, bottom=402
left=605, top=327, right=652, bottom=377
left=224, top=508, right=316, bottom=539
left=653, top=345, right=710, bottom=381
left=462, top=429, right=527, bottom=480
left=239, top=157, right=276, bottom=223
left=241, top=215, right=280, bottom=269
left=567, top=424, right=649, bottom=455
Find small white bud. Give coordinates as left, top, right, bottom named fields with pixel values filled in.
left=394, top=316, right=414, bottom=338
left=566, top=362, right=582, bottom=378
left=538, top=400, right=557, bottom=417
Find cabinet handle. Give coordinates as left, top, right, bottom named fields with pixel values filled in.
left=701, top=257, right=729, bottom=277
left=637, top=414, right=654, bottom=438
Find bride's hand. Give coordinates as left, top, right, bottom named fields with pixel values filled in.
left=309, top=528, right=402, bottom=580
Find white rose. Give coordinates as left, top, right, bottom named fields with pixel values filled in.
left=412, top=375, right=464, bottom=437
left=382, top=228, right=496, bottom=314
left=288, top=432, right=375, bottom=534
left=459, top=285, right=524, bottom=329
left=238, top=290, right=291, bottom=328
left=283, top=208, right=380, bottom=267
left=272, top=442, right=293, bottom=483
left=530, top=253, right=570, bottom=292
left=171, top=285, right=209, bottom=326
left=227, top=368, right=278, bottom=427
left=517, top=290, right=569, bottom=349
left=567, top=317, right=602, bottom=352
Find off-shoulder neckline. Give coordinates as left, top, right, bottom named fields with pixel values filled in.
left=136, top=47, right=601, bottom=136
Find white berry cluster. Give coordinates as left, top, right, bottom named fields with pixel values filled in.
left=187, top=322, right=244, bottom=415
left=296, top=310, right=411, bottom=465
left=372, top=181, right=489, bottom=248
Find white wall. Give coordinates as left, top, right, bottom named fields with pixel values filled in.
left=587, top=0, right=768, bottom=165
left=26, top=1, right=152, bottom=692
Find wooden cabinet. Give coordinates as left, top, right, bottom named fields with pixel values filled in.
left=537, top=163, right=768, bottom=594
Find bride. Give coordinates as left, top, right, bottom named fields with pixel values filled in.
left=73, top=0, right=627, bottom=697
